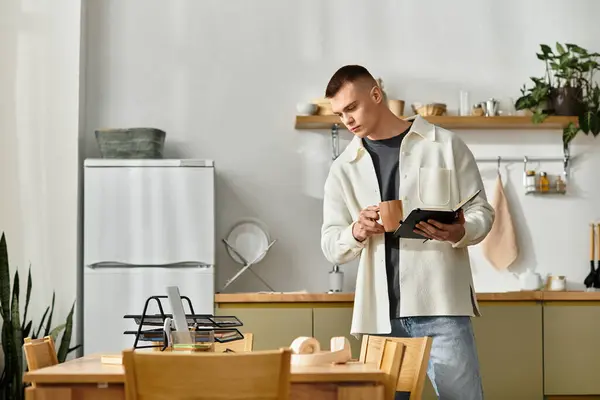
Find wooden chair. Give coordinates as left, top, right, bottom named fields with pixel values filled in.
left=25, top=387, right=35, bottom=400
left=213, top=332, right=253, bottom=352
left=23, top=336, right=59, bottom=372
left=23, top=336, right=60, bottom=399
left=123, top=347, right=292, bottom=400
left=377, top=340, right=405, bottom=400
left=359, top=335, right=432, bottom=400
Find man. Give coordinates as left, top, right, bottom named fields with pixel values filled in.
left=320, top=65, right=495, bottom=400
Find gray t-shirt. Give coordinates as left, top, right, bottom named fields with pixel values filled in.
left=362, top=127, right=409, bottom=319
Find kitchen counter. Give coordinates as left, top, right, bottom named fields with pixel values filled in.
left=213, top=290, right=600, bottom=399
left=215, top=291, right=600, bottom=303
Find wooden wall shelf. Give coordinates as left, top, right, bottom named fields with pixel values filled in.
left=295, top=115, right=578, bottom=130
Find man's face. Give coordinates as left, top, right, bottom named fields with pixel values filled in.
left=329, top=81, right=381, bottom=138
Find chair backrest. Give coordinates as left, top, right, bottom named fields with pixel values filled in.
left=213, top=333, right=254, bottom=353
left=123, top=347, right=292, bottom=400
left=359, top=335, right=432, bottom=399
left=25, top=387, right=35, bottom=400
left=378, top=340, right=404, bottom=400
left=23, top=336, right=59, bottom=371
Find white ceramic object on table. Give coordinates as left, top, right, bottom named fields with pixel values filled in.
left=290, top=336, right=352, bottom=366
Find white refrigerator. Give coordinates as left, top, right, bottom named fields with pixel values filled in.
left=81, top=159, right=215, bottom=355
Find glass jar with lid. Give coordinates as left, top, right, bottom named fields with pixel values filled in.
left=556, top=175, right=566, bottom=193
left=539, top=172, right=550, bottom=192
left=525, top=170, right=536, bottom=193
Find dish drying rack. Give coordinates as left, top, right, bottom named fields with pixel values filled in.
left=221, top=218, right=277, bottom=292
left=123, top=295, right=244, bottom=351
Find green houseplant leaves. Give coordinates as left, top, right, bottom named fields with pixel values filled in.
left=0, top=232, right=80, bottom=400
left=515, top=42, right=600, bottom=148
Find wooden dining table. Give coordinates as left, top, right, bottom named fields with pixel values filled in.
left=24, top=353, right=387, bottom=400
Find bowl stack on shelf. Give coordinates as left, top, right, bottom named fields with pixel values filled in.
left=411, top=102, right=447, bottom=116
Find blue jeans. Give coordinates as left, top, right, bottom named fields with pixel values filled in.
left=381, top=316, right=484, bottom=400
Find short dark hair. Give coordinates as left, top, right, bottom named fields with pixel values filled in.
left=325, top=65, right=376, bottom=98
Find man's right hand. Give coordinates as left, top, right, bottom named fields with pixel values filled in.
left=352, top=205, right=385, bottom=242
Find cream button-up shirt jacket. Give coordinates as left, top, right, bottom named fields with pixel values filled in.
left=321, top=115, right=495, bottom=336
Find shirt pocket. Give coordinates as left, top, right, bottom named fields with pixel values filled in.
left=417, top=167, right=451, bottom=206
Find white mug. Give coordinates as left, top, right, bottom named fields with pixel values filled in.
left=548, top=275, right=566, bottom=291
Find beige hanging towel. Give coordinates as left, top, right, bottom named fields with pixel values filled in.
left=481, top=173, right=518, bottom=270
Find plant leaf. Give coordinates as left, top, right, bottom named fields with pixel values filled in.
left=68, top=345, right=82, bottom=353
left=579, top=111, right=595, bottom=134
left=22, top=320, right=32, bottom=340
left=10, top=271, right=20, bottom=328
left=541, top=44, right=552, bottom=55
left=558, top=53, right=569, bottom=65
left=44, top=291, right=55, bottom=337
left=563, top=123, right=580, bottom=146
left=532, top=110, right=548, bottom=124
left=57, top=302, right=76, bottom=363
left=10, top=271, right=22, bottom=389
left=1, top=320, right=14, bottom=399
left=592, top=112, right=600, bottom=136
left=557, top=42, right=566, bottom=55
left=515, top=95, right=532, bottom=110
left=33, top=306, right=49, bottom=339
left=21, top=265, right=32, bottom=332
left=572, top=45, right=588, bottom=55
left=0, top=233, right=10, bottom=321
left=48, top=323, right=66, bottom=342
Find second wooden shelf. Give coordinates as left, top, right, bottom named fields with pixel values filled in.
left=295, top=115, right=578, bottom=130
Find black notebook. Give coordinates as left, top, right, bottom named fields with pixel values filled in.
left=392, top=190, right=481, bottom=239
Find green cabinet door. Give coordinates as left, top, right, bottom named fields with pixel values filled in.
left=215, top=306, right=312, bottom=351
left=472, top=303, right=543, bottom=400
left=544, top=302, right=600, bottom=395
left=394, top=303, right=544, bottom=400
left=312, top=306, right=362, bottom=359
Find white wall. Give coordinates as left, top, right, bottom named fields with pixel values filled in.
left=82, top=0, right=600, bottom=294
left=0, top=0, right=82, bottom=346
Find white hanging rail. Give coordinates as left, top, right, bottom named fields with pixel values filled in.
left=475, top=156, right=566, bottom=163
left=475, top=153, right=571, bottom=182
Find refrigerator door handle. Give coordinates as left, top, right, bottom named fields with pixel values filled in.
left=86, top=261, right=214, bottom=269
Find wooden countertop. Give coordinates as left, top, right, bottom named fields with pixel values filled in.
left=216, top=292, right=356, bottom=303
left=215, top=291, right=600, bottom=303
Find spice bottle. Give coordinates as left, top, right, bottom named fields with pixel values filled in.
left=525, top=170, right=536, bottom=193
left=539, top=172, right=550, bottom=192
left=556, top=175, right=566, bottom=193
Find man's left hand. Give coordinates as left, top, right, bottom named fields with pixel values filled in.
left=414, top=210, right=466, bottom=244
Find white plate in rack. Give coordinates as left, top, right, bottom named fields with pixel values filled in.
left=225, top=218, right=271, bottom=265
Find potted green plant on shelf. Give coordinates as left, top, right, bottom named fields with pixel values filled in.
left=0, top=232, right=80, bottom=400
left=515, top=42, right=600, bottom=147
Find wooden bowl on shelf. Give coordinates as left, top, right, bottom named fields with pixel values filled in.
left=412, top=102, right=447, bottom=116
